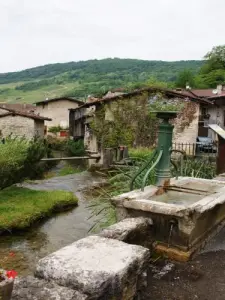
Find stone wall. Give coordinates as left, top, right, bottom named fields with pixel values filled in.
left=34, top=120, right=45, bottom=138
left=0, top=115, right=36, bottom=139
left=36, top=100, right=80, bottom=128
left=173, top=101, right=200, bottom=154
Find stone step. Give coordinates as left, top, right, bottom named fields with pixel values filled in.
left=35, top=235, right=150, bottom=300
left=99, top=217, right=152, bottom=247
left=12, top=276, right=87, bottom=300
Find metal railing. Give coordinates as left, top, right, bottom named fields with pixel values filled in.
left=172, top=142, right=218, bottom=158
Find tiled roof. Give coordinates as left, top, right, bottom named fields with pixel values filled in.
left=34, top=97, right=83, bottom=105
left=0, top=103, right=36, bottom=112
left=69, top=87, right=212, bottom=111
left=175, top=89, right=225, bottom=99
left=0, top=106, right=51, bottom=121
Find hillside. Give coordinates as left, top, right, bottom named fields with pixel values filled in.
left=0, top=58, right=203, bottom=103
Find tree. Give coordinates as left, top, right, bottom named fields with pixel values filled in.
left=175, top=69, right=195, bottom=88
left=204, top=45, right=225, bottom=67
left=200, top=45, right=225, bottom=75
left=197, top=70, right=225, bottom=88
left=197, top=45, right=225, bottom=88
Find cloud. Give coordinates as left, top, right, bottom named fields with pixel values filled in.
left=0, top=0, right=224, bottom=72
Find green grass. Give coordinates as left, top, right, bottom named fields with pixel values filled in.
left=0, top=81, right=78, bottom=103
left=0, top=187, right=78, bottom=231
left=129, top=147, right=153, bottom=161
left=58, top=165, right=83, bottom=176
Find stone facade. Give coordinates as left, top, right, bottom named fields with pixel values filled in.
left=0, top=114, right=45, bottom=139
left=200, top=104, right=225, bottom=140
left=172, top=101, right=200, bottom=154
left=77, top=97, right=201, bottom=156
left=36, top=99, right=81, bottom=129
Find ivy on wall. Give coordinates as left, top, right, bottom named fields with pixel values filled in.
left=90, top=91, right=194, bottom=148
left=174, top=101, right=198, bottom=133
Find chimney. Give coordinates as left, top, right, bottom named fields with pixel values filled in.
left=87, top=95, right=92, bottom=103
left=186, top=82, right=191, bottom=90
left=217, top=84, right=222, bottom=95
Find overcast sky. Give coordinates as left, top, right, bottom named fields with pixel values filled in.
left=0, top=0, right=224, bottom=73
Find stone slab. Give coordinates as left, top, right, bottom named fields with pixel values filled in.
left=35, top=236, right=150, bottom=300
left=99, top=217, right=152, bottom=245
left=12, top=276, right=87, bottom=300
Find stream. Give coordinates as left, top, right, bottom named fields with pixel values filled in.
left=0, top=171, right=107, bottom=275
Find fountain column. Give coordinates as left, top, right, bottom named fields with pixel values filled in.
left=155, top=112, right=177, bottom=187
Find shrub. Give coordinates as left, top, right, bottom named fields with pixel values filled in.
left=67, top=139, right=85, bottom=156
left=46, top=136, right=67, bottom=151
left=172, top=156, right=216, bottom=179
left=48, top=126, right=62, bottom=134
left=59, top=165, right=82, bottom=176
left=0, top=137, right=49, bottom=189
left=129, top=147, right=153, bottom=161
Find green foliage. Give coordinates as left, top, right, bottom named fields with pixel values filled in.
left=46, top=137, right=85, bottom=156
left=129, top=147, right=153, bottom=161
left=197, top=45, right=225, bottom=88
left=0, top=137, right=48, bottom=189
left=46, top=136, right=68, bottom=151
left=0, top=58, right=202, bottom=103
left=196, top=70, right=225, bottom=88
left=204, top=45, right=225, bottom=67
left=87, top=186, right=117, bottom=233
left=0, top=186, right=78, bottom=231
left=0, top=58, right=203, bottom=84
left=15, top=79, right=55, bottom=91
left=59, top=165, right=82, bottom=176
left=90, top=92, right=185, bottom=149
left=175, top=69, right=196, bottom=88
left=48, top=126, right=63, bottom=133
left=90, top=94, right=158, bottom=148
left=67, top=139, right=85, bottom=156
left=173, top=156, right=216, bottom=179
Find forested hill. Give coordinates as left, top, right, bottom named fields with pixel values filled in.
left=0, top=58, right=203, bottom=103
left=0, top=58, right=202, bottom=84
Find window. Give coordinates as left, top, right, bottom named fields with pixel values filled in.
left=201, top=107, right=208, bottom=116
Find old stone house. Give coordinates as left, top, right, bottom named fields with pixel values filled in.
left=35, top=97, right=83, bottom=130
left=0, top=106, right=51, bottom=139
left=69, top=87, right=211, bottom=155
left=175, top=85, right=225, bottom=140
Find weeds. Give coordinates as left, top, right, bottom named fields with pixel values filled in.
left=59, top=165, right=82, bottom=176
left=0, top=136, right=49, bottom=189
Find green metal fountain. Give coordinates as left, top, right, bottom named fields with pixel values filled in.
left=114, top=111, right=225, bottom=262
left=130, top=111, right=183, bottom=191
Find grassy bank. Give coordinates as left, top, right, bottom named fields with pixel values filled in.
left=0, top=187, right=78, bottom=231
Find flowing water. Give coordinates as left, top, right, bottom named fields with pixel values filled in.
left=0, top=171, right=107, bottom=275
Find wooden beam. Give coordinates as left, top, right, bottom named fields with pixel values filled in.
left=41, top=155, right=100, bottom=161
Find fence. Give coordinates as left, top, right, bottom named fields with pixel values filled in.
left=172, top=142, right=218, bottom=158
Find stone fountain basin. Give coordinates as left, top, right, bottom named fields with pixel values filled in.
left=112, top=177, right=225, bottom=253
